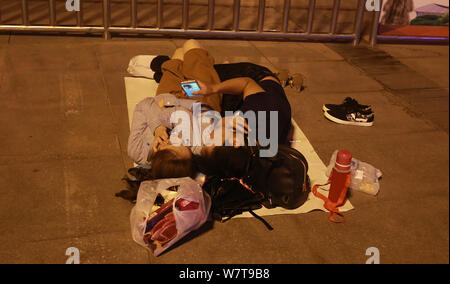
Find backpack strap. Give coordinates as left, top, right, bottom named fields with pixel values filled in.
left=249, top=210, right=274, bottom=231
left=221, top=209, right=273, bottom=231
left=219, top=176, right=273, bottom=230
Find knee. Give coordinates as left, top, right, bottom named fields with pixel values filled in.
left=183, top=39, right=203, bottom=54
left=172, top=48, right=184, bottom=61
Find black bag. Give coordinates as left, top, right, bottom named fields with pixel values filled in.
left=198, top=145, right=311, bottom=229
left=249, top=145, right=311, bottom=210
left=202, top=176, right=274, bottom=230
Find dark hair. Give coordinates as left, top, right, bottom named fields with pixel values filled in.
left=192, top=147, right=253, bottom=178
left=151, top=149, right=195, bottom=179
left=154, top=71, right=163, bottom=83
left=150, top=56, right=170, bottom=83
left=116, top=148, right=195, bottom=203
left=150, top=55, right=171, bottom=73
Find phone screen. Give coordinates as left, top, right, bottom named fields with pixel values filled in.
left=181, top=81, right=201, bottom=98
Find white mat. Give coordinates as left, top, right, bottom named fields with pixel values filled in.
left=124, top=76, right=354, bottom=217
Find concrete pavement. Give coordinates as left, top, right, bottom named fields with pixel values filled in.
left=0, top=33, right=448, bottom=264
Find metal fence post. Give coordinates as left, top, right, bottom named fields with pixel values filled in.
left=233, top=0, right=240, bottom=32
left=77, top=0, right=84, bottom=27
left=103, top=0, right=111, bottom=39
left=370, top=0, right=383, bottom=47
left=330, top=0, right=340, bottom=35
left=49, top=0, right=56, bottom=26
left=131, top=0, right=138, bottom=28
left=282, top=0, right=290, bottom=33
left=22, top=0, right=29, bottom=26
left=157, top=0, right=164, bottom=29
left=307, top=0, right=316, bottom=34
left=208, top=0, right=215, bottom=31
left=182, top=0, right=190, bottom=30
left=257, top=0, right=266, bottom=33
left=353, top=0, right=365, bottom=46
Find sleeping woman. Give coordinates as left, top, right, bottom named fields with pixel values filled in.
left=127, top=39, right=292, bottom=181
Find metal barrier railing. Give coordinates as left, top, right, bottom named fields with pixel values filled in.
left=0, top=0, right=367, bottom=45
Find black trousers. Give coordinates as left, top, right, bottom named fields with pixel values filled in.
left=214, top=62, right=278, bottom=83
left=213, top=63, right=279, bottom=115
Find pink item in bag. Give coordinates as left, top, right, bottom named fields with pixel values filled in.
left=131, top=178, right=211, bottom=256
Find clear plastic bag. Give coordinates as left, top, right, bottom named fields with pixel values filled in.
left=130, top=177, right=211, bottom=256
left=326, top=150, right=382, bottom=196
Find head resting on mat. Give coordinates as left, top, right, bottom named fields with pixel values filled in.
left=150, top=145, right=195, bottom=179
left=150, top=55, right=170, bottom=73
left=150, top=55, right=170, bottom=83
left=115, top=145, right=194, bottom=203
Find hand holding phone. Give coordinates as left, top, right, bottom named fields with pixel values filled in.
left=181, top=80, right=202, bottom=98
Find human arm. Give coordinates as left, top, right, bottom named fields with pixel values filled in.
left=127, top=98, right=171, bottom=165
left=193, top=77, right=265, bottom=99
left=155, top=93, right=199, bottom=111
left=152, top=125, right=170, bottom=154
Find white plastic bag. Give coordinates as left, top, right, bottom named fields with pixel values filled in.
left=130, top=177, right=211, bottom=256
left=127, top=55, right=157, bottom=79
left=326, top=150, right=382, bottom=196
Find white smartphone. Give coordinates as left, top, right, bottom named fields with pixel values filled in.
left=181, top=80, right=201, bottom=98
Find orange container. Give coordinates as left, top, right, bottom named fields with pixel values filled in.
left=328, top=150, right=352, bottom=205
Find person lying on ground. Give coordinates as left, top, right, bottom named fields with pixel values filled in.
left=128, top=39, right=292, bottom=180
left=128, top=92, right=209, bottom=166
left=128, top=39, right=228, bottom=168
left=154, top=39, right=223, bottom=113
left=151, top=54, right=279, bottom=114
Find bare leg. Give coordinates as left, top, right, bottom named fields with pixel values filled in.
left=172, top=48, right=185, bottom=61
left=157, top=39, right=222, bottom=112
left=183, top=39, right=204, bottom=54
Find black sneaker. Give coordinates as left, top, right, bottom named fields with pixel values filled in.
left=324, top=108, right=374, bottom=127
left=323, top=97, right=371, bottom=113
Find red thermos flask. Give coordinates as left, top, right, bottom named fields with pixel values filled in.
left=313, top=150, right=352, bottom=223
left=328, top=150, right=352, bottom=205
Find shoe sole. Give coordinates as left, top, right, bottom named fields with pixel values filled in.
left=324, top=111, right=373, bottom=127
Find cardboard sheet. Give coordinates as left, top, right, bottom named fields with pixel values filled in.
left=124, top=76, right=354, bottom=217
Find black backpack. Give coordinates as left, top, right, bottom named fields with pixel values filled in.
left=202, top=176, right=273, bottom=229
left=198, top=145, right=311, bottom=229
